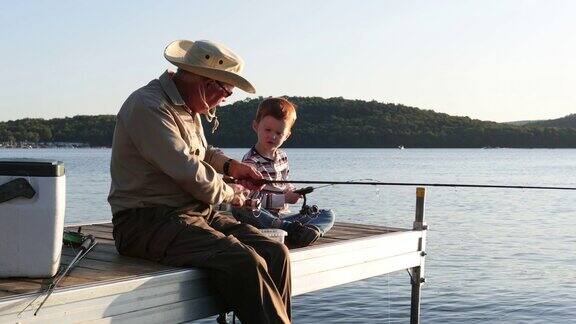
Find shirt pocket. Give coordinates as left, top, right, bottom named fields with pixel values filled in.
left=186, top=132, right=202, bottom=156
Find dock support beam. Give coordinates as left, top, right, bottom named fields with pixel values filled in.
left=410, top=187, right=427, bottom=324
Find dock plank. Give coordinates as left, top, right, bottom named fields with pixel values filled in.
left=0, top=222, right=395, bottom=298
left=0, top=221, right=425, bottom=323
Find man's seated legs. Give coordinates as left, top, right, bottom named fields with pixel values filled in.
left=113, top=206, right=291, bottom=324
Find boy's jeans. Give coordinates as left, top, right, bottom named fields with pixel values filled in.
left=232, top=207, right=336, bottom=236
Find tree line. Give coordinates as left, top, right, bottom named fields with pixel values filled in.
left=1, top=97, right=575, bottom=148
left=0, top=115, right=115, bottom=147
left=527, top=114, right=576, bottom=129
left=206, top=97, right=576, bottom=148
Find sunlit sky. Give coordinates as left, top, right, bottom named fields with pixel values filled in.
left=1, top=1, right=575, bottom=122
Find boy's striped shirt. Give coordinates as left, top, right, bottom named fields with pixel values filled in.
left=242, top=147, right=295, bottom=214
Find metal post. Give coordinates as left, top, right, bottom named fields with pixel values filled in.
left=410, top=187, right=427, bottom=324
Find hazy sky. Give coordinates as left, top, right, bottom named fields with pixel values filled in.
left=1, top=1, right=575, bottom=122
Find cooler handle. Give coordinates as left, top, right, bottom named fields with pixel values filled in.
left=0, top=178, right=36, bottom=204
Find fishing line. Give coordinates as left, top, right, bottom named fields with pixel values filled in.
left=368, top=183, right=391, bottom=324
left=309, top=183, right=337, bottom=190
left=387, top=272, right=391, bottom=324
left=297, top=179, right=376, bottom=192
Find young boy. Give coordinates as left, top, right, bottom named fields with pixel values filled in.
left=232, top=97, right=335, bottom=247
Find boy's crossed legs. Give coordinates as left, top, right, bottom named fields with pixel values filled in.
left=232, top=207, right=336, bottom=247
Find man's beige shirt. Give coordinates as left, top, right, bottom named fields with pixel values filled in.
left=108, top=71, right=234, bottom=214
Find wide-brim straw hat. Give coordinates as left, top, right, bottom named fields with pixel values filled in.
left=164, top=39, right=256, bottom=93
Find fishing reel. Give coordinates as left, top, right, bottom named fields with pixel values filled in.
left=63, top=230, right=95, bottom=248
left=293, top=186, right=319, bottom=216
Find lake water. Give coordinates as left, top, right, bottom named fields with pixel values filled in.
left=1, top=148, right=574, bottom=323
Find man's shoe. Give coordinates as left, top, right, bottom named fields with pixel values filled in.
left=286, top=222, right=321, bottom=248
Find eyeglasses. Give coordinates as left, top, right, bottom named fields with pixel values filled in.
left=215, top=80, right=233, bottom=98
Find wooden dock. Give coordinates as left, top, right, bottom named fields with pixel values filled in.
left=0, top=189, right=428, bottom=323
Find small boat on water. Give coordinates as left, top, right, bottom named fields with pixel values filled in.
left=398, top=145, right=405, bottom=149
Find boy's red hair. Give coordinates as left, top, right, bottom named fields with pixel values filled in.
left=255, top=97, right=297, bottom=128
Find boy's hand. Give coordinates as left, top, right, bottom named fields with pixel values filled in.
left=229, top=183, right=248, bottom=207
left=284, top=190, right=302, bottom=204
left=229, top=160, right=264, bottom=190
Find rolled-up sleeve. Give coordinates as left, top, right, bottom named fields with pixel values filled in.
left=125, top=102, right=234, bottom=205
left=204, top=145, right=232, bottom=173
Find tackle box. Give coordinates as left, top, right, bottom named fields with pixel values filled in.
left=0, top=159, right=65, bottom=278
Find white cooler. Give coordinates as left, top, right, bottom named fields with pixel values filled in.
left=0, top=159, right=65, bottom=278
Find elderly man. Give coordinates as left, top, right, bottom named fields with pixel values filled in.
left=108, top=39, right=291, bottom=324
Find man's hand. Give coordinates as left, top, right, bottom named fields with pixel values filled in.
left=229, top=183, right=247, bottom=207
left=284, top=190, right=302, bottom=204
left=229, top=160, right=264, bottom=190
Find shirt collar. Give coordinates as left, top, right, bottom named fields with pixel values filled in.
left=252, top=146, right=275, bottom=162
left=159, top=70, right=186, bottom=107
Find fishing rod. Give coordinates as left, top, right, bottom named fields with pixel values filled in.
left=284, top=179, right=576, bottom=215
left=34, top=234, right=97, bottom=315
left=18, top=233, right=97, bottom=317
left=226, top=177, right=575, bottom=213
left=261, top=179, right=576, bottom=191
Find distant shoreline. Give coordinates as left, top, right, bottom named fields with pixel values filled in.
left=0, top=142, right=90, bottom=149
left=2, top=97, right=575, bottom=148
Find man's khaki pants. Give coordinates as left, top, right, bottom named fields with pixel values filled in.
left=113, top=205, right=291, bottom=324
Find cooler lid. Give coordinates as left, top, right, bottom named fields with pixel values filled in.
left=0, top=159, right=65, bottom=177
